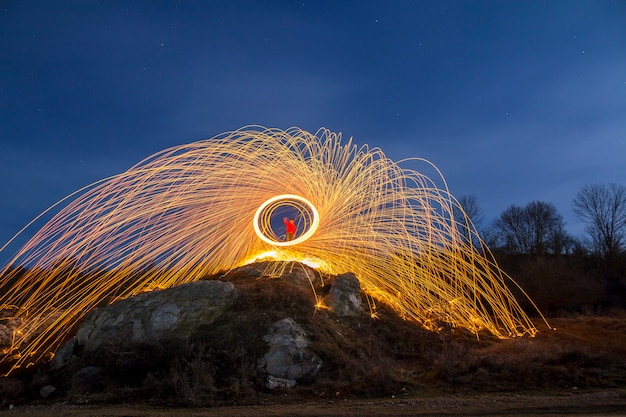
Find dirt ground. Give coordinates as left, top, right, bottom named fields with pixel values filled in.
left=4, top=389, right=626, bottom=417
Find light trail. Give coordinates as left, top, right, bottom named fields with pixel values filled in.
left=253, top=194, right=319, bottom=246
left=0, top=126, right=548, bottom=375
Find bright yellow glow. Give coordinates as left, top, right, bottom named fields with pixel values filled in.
left=244, top=250, right=327, bottom=271
left=0, top=125, right=548, bottom=376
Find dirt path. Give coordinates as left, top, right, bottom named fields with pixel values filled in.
left=4, top=389, right=626, bottom=417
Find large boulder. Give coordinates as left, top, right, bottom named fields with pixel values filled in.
left=72, top=280, right=236, bottom=354
left=325, top=272, right=363, bottom=316
left=258, top=317, right=322, bottom=388
left=48, top=265, right=369, bottom=395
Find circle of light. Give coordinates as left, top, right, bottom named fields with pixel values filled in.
left=0, top=125, right=549, bottom=376
left=253, top=194, right=319, bottom=246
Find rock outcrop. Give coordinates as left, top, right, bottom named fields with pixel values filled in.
left=76, top=279, right=236, bottom=352
left=52, top=279, right=236, bottom=369
left=324, top=272, right=363, bottom=316
left=258, top=317, right=322, bottom=388
left=51, top=262, right=367, bottom=394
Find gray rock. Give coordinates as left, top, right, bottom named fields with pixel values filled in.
left=50, top=337, right=77, bottom=370
left=259, top=317, right=322, bottom=387
left=72, top=366, right=104, bottom=391
left=39, top=385, right=56, bottom=398
left=280, top=264, right=321, bottom=287
left=266, top=375, right=297, bottom=389
left=73, top=280, right=236, bottom=353
left=325, top=273, right=363, bottom=316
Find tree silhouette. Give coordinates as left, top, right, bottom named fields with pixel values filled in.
left=573, top=183, right=626, bottom=259
left=494, top=201, right=569, bottom=255
left=454, top=195, right=484, bottom=248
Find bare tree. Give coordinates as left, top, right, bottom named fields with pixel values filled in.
left=457, top=195, right=484, bottom=228
left=494, top=204, right=531, bottom=253
left=525, top=201, right=569, bottom=254
left=548, top=222, right=575, bottom=255
left=452, top=194, right=484, bottom=247
left=494, top=201, right=570, bottom=255
left=572, top=183, right=626, bottom=259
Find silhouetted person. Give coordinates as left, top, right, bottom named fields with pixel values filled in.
left=283, top=217, right=296, bottom=241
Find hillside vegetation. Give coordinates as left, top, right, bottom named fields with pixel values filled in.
left=1, top=262, right=625, bottom=408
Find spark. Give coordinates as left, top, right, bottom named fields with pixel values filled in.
left=0, top=126, right=547, bottom=375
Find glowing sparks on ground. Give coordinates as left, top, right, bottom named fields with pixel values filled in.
left=0, top=126, right=547, bottom=375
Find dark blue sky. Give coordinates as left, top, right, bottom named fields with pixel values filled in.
left=1, top=1, right=625, bottom=262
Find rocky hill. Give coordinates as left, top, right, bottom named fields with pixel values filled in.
left=2, top=262, right=626, bottom=407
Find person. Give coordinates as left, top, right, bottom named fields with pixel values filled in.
left=283, top=217, right=296, bottom=241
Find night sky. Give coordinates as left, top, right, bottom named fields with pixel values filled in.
left=1, top=1, right=625, bottom=263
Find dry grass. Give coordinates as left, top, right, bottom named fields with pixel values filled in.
left=2, top=271, right=626, bottom=407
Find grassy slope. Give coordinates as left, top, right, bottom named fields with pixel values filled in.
left=1, top=267, right=626, bottom=407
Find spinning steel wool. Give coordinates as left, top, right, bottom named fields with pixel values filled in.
left=0, top=126, right=544, bottom=375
